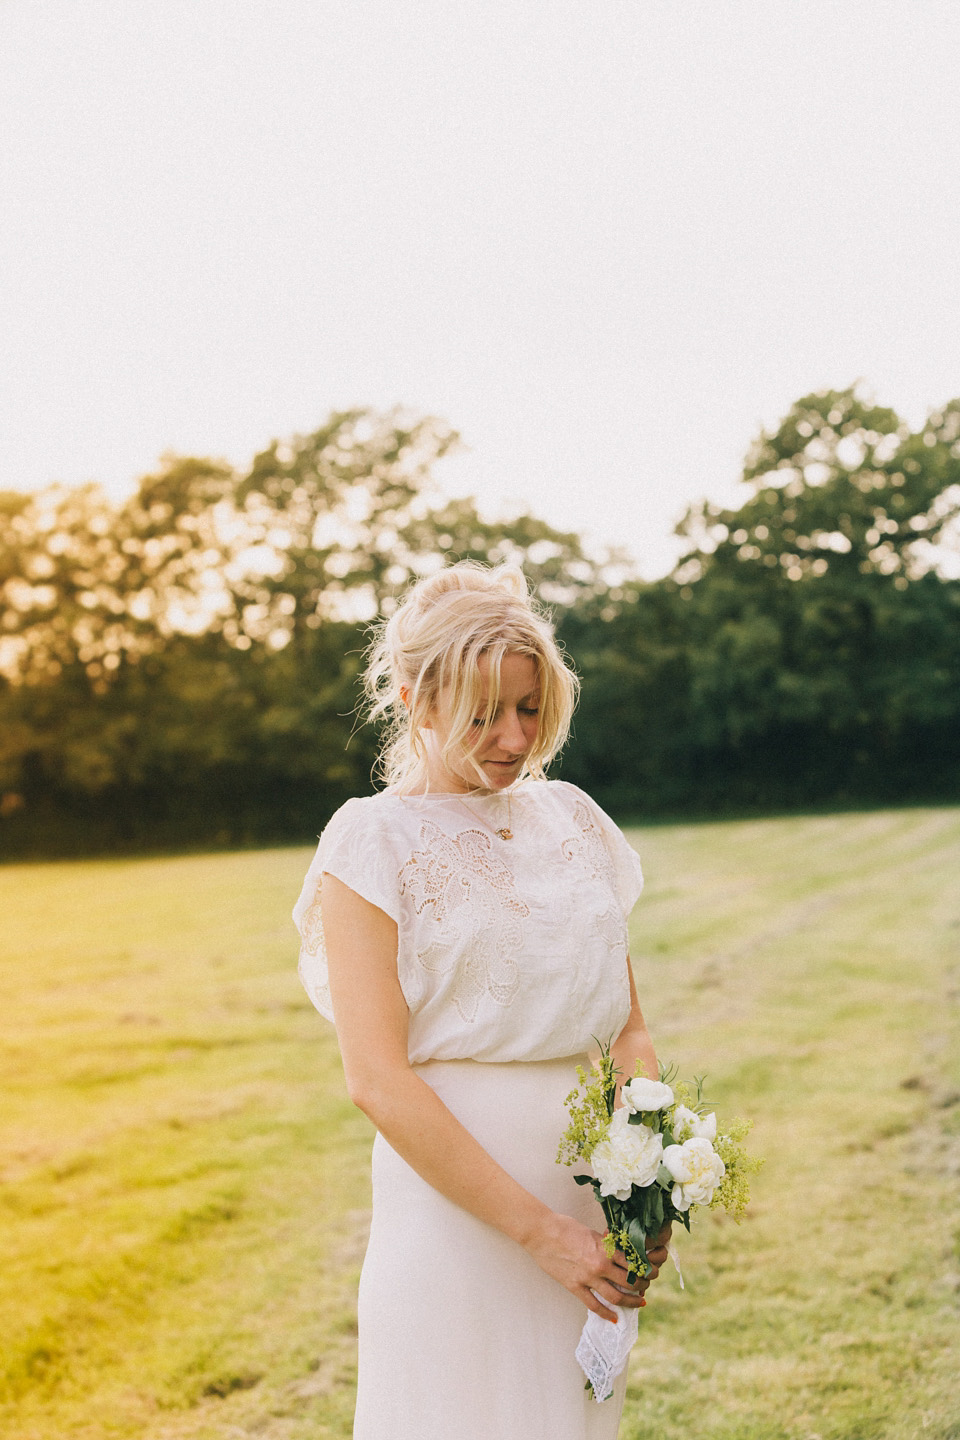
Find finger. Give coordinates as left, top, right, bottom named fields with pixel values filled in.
left=608, top=1249, right=633, bottom=1277
left=645, top=1246, right=668, bottom=1267
left=610, top=1247, right=655, bottom=1280
left=610, top=1244, right=649, bottom=1270
left=605, top=1258, right=638, bottom=1288
left=582, top=1290, right=621, bottom=1323
left=594, top=1280, right=635, bottom=1313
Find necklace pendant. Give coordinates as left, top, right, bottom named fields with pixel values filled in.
left=496, top=827, right=514, bottom=841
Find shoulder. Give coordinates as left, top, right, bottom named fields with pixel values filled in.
left=318, top=792, right=405, bottom=848
left=540, top=781, right=638, bottom=857
left=531, top=779, right=606, bottom=821
left=544, top=779, right=592, bottom=804
left=324, top=791, right=402, bottom=823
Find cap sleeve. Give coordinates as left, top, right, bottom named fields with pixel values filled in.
left=560, top=782, right=644, bottom=915
left=293, top=798, right=401, bottom=1022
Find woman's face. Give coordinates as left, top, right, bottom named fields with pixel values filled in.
left=427, top=651, right=541, bottom=793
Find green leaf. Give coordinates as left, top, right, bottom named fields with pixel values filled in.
left=627, top=1217, right=647, bottom=1253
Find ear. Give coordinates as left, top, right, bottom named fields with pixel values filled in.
left=401, top=686, right=433, bottom=727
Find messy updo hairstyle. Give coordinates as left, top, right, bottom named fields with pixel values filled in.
left=363, top=561, right=579, bottom=793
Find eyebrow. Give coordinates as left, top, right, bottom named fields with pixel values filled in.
left=477, top=689, right=541, bottom=707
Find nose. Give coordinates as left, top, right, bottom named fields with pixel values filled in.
left=494, top=708, right=528, bottom=754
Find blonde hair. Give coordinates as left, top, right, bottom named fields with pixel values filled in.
left=364, top=561, right=579, bottom=792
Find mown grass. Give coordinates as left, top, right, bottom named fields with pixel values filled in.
left=1, top=810, right=958, bottom=1439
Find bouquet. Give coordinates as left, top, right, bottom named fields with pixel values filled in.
left=557, top=1048, right=760, bottom=1401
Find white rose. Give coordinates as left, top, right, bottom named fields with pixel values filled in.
left=621, top=1077, right=675, bottom=1114
left=661, top=1136, right=726, bottom=1211
left=591, top=1109, right=664, bottom=1200
left=672, top=1105, right=718, bottom=1144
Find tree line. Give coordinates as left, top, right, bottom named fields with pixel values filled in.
left=1, top=388, right=959, bottom=858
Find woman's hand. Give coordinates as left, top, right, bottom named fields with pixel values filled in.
left=523, top=1212, right=645, bottom=1322
left=636, top=1222, right=673, bottom=1298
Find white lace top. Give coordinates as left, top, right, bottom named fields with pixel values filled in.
left=294, top=779, right=644, bottom=1065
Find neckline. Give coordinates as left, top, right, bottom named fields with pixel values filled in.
left=392, top=781, right=532, bottom=801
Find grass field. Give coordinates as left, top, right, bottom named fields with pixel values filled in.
left=1, top=809, right=959, bottom=1440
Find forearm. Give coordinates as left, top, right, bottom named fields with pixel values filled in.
left=352, top=1067, right=552, bottom=1250
left=611, top=958, right=658, bottom=1101
left=611, top=1022, right=658, bottom=1092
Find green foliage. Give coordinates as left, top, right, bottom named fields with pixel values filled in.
left=555, top=1056, right=616, bottom=1166
left=2, top=387, right=960, bottom=855
left=710, top=1119, right=761, bottom=1222
left=677, top=387, right=960, bottom=584
left=559, top=386, right=960, bottom=816
left=0, top=408, right=607, bottom=856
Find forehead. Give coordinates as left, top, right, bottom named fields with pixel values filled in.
left=476, top=651, right=540, bottom=694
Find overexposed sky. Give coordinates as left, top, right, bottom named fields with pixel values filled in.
left=2, top=0, right=959, bottom=576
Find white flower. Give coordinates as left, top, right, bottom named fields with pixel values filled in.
left=591, top=1109, right=664, bottom=1200
left=672, top=1104, right=718, bottom=1143
left=621, top=1077, right=675, bottom=1114
left=661, top=1136, right=725, bottom=1211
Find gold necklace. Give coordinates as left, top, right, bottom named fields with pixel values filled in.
left=451, top=789, right=513, bottom=840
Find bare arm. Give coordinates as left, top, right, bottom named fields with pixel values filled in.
left=610, top=958, right=659, bottom=1097
left=321, top=872, right=644, bottom=1321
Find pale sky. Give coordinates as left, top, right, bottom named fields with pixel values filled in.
left=3, top=0, right=959, bottom=576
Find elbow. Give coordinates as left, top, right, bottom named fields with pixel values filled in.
left=343, top=1065, right=409, bottom=1126
left=344, top=1074, right=378, bottom=1120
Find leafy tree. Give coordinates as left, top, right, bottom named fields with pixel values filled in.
left=234, top=408, right=612, bottom=645
left=0, top=409, right=613, bottom=854
left=675, top=387, right=960, bottom=587
left=5, top=389, right=960, bottom=856
left=560, top=388, right=960, bottom=814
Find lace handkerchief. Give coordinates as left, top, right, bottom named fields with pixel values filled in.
left=575, top=1300, right=640, bottom=1402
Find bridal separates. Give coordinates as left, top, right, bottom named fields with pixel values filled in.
left=294, top=781, right=645, bottom=1439
left=356, top=1058, right=627, bottom=1440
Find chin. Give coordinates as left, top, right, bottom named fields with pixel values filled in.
left=482, top=762, right=522, bottom=788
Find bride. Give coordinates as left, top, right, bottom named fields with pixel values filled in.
left=294, top=560, right=669, bottom=1439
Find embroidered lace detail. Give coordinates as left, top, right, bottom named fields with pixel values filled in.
left=297, top=882, right=332, bottom=1016
left=576, top=1303, right=640, bottom=1402
left=399, top=822, right=529, bottom=1022
left=561, top=800, right=625, bottom=950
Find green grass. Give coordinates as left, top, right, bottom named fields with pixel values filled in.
left=1, top=810, right=959, bottom=1439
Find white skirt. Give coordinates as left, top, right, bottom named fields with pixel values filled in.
left=354, top=1056, right=629, bottom=1440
